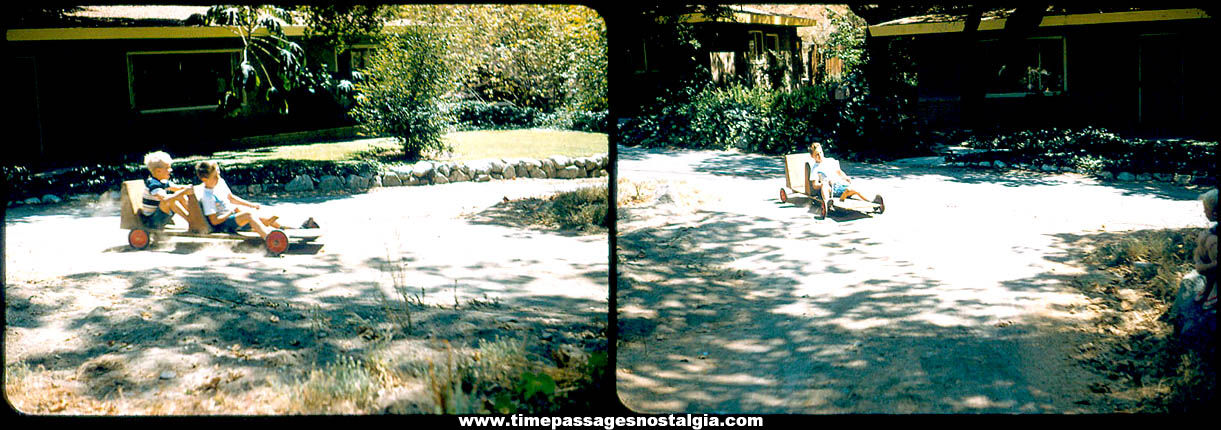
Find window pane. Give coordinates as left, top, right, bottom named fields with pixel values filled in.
left=130, top=53, right=231, bottom=110
left=980, top=38, right=1064, bottom=94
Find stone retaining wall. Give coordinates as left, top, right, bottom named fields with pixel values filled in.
left=10, top=153, right=611, bottom=206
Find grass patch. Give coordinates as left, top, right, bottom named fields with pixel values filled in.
left=293, top=355, right=383, bottom=414
left=1077, top=228, right=1214, bottom=412
left=176, top=138, right=400, bottom=165
left=175, top=129, right=607, bottom=165
left=616, top=178, right=662, bottom=207
left=433, top=129, right=608, bottom=162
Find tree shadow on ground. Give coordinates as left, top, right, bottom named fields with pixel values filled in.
left=1038, top=228, right=1215, bottom=412
left=616, top=206, right=1140, bottom=413
left=5, top=232, right=608, bottom=413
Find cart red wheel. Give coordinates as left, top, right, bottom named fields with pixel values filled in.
left=779, top=188, right=788, bottom=203
left=265, top=229, right=289, bottom=255
left=128, top=229, right=150, bottom=250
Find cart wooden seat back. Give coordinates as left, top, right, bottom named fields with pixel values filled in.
left=120, top=180, right=211, bottom=232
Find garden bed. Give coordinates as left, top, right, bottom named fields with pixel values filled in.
left=943, top=128, right=1216, bottom=185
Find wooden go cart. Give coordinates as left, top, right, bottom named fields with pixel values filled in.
left=120, top=180, right=321, bottom=255
left=779, top=153, right=884, bottom=219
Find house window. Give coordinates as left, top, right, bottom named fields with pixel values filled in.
left=980, top=37, right=1066, bottom=97
left=339, top=45, right=374, bottom=78
left=127, top=50, right=235, bottom=113
left=766, top=34, right=780, bottom=53
left=749, top=31, right=763, bottom=59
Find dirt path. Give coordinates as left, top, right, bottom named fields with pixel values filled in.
left=614, top=145, right=1209, bottom=413
left=4, top=177, right=608, bottom=413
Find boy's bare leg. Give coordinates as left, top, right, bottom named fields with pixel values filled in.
left=235, top=212, right=269, bottom=239
left=259, top=215, right=282, bottom=229
left=819, top=183, right=831, bottom=216
left=840, top=189, right=880, bottom=203
left=159, top=199, right=191, bottom=224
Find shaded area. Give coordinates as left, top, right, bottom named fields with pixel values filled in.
left=6, top=247, right=608, bottom=410
left=1044, top=228, right=1215, bottom=412
left=615, top=199, right=1137, bottom=413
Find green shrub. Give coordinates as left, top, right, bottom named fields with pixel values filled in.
left=351, top=29, right=455, bottom=160
left=619, top=82, right=833, bottom=155
left=537, top=109, right=608, bottom=133
left=950, top=127, right=1217, bottom=178
left=450, top=101, right=541, bottom=130
left=217, top=159, right=380, bottom=186
left=449, top=101, right=607, bottom=133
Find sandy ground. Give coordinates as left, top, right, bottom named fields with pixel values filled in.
left=614, top=145, right=1211, bottom=414
left=4, top=177, right=608, bottom=413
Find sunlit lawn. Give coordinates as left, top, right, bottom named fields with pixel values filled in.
left=184, top=129, right=607, bottom=164
left=433, top=129, right=608, bottom=161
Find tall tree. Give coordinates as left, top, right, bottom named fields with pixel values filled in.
left=203, top=5, right=304, bottom=115
left=295, top=2, right=393, bottom=50
left=396, top=5, right=607, bottom=112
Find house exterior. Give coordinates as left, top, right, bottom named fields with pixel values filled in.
left=4, top=6, right=374, bottom=165
left=867, top=8, right=1216, bottom=137
left=620, top=6, right=819, bottom=114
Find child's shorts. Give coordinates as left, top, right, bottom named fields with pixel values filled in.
left=826, top=182, right=850, bottom=199
left=216, top=214, right=252, bottom=234
left=139, top=209, right=173, bottom=229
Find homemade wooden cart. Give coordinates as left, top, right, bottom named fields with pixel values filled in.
left=779, top=152, right=884, bottom=219
left=120, top=180, right=321, bottom=255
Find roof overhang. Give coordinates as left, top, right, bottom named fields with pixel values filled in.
left=675, top=10, right=819, bottom=27
left=869, top=8, right=1210, bottom=37
left=7, top=25, right=309, bottom=41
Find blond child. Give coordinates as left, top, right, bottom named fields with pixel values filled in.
left=139, top=151, right=192, bottom=229
left=1194, top=188, right=1218, bottom=309
left=807, top=142, right=884, bottom=216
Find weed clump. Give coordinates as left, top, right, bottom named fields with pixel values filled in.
left=544, top=186, right=609, bottom=231
left=1080, top=228, right=1214, bottom=412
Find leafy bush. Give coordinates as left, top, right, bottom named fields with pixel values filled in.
left=449, top=101, right=607, bottom=133
left=3, top=164, right=147, bottom=202
left=217, top=159, right=380, bottom=186
left=619, top=82, right=832, bottom=155
left=352, top=29, right=454, bottom=160
left=537, top=110, right=608, bottom=133
left=450, top=101, right=541, bottom=130
left=949, top=127, right=1218, bottom=178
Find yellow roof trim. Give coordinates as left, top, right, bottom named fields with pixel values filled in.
left=870, top=8, right=1210, bottom=37
left=7, top=25, right=308, bottom=41
left=677, top=11, right=819, bottom=27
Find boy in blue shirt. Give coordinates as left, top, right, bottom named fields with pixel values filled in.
left=140, top=151, right=192, bottom=229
